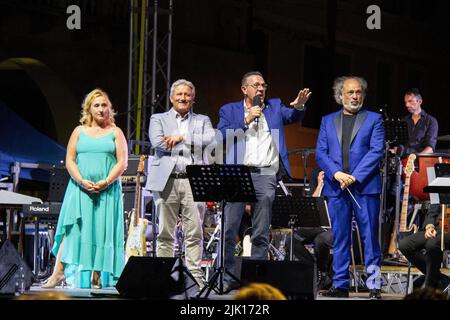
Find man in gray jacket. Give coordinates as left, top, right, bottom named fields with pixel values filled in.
left=146, top=79, right=216, bottom=289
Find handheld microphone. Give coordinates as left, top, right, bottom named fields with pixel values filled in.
left=252, top=95, right=262, bottom=125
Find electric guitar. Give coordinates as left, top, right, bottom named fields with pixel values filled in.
left=125, top=155, right=149, bottom=261
left=388, top=153, right=418, bottom=256
left=399, top=153, right=418, bottom=233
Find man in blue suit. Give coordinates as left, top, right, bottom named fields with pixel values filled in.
left=217, top=71, right=312, bottom=292
left=316, top=76, right=384, bottom=299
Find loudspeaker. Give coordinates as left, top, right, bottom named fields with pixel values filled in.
left=240, top=259, right=316, bottom=300
left=0, top=240, right=34, bottom=294
left=115, top=256, right=198, bottom=299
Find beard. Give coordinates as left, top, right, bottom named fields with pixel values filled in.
left=343, top=100, right=363, bottom=114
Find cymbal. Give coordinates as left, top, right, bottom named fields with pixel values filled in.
left=437, top=135, right=450, bottom=141
left=288, top=148, right=316, bottom=155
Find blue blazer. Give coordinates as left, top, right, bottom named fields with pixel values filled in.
left=315, top=109, right=384, bottom=196
left=217, top=98, right=305, bottom=177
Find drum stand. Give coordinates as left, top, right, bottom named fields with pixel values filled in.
left=379, top=142, right=390, bottom=246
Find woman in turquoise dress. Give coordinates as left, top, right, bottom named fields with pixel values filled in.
left=42, top=88, right=128, bottom=289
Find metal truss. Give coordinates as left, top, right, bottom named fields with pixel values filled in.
left=127, top=0, right=173, bottom=154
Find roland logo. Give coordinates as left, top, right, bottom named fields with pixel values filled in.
left=30, top=206, right=49, bottom=212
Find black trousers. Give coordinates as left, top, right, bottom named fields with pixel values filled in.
left=292, top=227, right=333, bottom=274
left=399, top=230, right=450, bottom=288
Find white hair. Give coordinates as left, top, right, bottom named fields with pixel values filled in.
left=333, top=76, right=368, bottom=105
left=170, top=79, right=196, bottom=98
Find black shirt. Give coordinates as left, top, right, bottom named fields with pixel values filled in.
left=342, top=114, right=357, bottom=173
left=402, top=109, right=438, bottom=155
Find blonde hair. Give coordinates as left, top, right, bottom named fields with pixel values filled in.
left=234, top=283, right=287, bottom=300
left=79, top=88, right=117, bottom=126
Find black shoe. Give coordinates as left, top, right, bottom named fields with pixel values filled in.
left=320, top=286, right=349, bottom=298
left=317, top=274, right=333, bottom=291
left=413, top=275, right=426, bottom=289
left=437, top=274, right=450, bottom=291
left=369, top=289, right=382, bottom=300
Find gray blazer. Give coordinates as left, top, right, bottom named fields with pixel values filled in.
left=145, top=108, right=216, bottom=192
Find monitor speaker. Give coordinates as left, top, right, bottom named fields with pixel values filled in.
left=0, top=240, right=34, bottom=294
left=240, top=259, right=316, bottom=300
left=115, top=256, right=198, bottom=299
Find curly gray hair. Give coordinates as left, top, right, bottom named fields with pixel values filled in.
left=332, top=76, right=368, bottom=105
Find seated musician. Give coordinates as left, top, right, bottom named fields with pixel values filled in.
left=290, top=167, right=333, bottom=291
left=385, top=88, right=439, bottom=258
left=393, top=88, right=438, bottom=156
left=399, top=204, right=450, bottom=290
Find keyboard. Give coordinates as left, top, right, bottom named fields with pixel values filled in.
left=21, top=202, right=62, bottom=220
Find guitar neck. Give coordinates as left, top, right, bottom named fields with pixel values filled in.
left=399, top=175, right=411, bottom=232
left=134, top=173, right=141, bottom=225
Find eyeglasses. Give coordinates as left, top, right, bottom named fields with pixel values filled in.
left=246, top=83, right=268, bottom=90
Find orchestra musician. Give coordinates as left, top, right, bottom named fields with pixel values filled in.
left=399, top=204, right=450, bottom=290
left=289, top=168, right=333, bottom=291
left=396, top=88, right=438, bottom=156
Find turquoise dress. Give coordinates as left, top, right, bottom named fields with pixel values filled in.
left=52, top=130, right=125, bottom=288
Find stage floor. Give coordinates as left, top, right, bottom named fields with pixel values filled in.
left=10, top=283, right=405, bottom=300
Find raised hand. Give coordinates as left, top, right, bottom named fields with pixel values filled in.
left=317, top=171, right=325, bottom=186
left=289, top=88, right=312, bottom=108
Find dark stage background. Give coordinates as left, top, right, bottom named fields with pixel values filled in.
left=1, top=0, right=449, bottom=177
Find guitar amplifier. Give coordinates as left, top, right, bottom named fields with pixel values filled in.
left=121, top=155, right=150, bottom=186
left=122, top=186, right=153, bottom=215
left=123, top=155, right=149, bottom=176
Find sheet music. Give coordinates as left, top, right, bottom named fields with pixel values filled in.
left=427, top=167, right=439, bottom=205
left=428, top=177, right=450, bottom=187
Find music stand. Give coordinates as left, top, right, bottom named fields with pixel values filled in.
left=272, top=196, right=330, bottom=260
left=288, top=149, right=316, bottom=195
left=33, top=167, right=68, bottom=278
left=423, top=163, right=450, bottom=294
left=381, top=119, right=409, bottom=261
left=186, top=164, right=256, bottom=298
left=424, top=164, right=450, bottom=246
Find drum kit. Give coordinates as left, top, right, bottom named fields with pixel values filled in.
left=201, top=202, right=291, bottom=262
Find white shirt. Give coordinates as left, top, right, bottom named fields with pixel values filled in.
left=171, top=108, right=193, bottom=173
left=243, top=102, right=279, bottom=169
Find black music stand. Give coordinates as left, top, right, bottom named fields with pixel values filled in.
left=422, top=163, right=450, bottom=294
left=32, top=167, right=68, bottom=278
left=381, top=119, right=409, bottom=261
left=424, top=163, right=450, bottom=232
left=186, top=164, right=256, bottom=298
left=272, top=196, right=330, bottom=260
left=288, top=149, right=316, bottom=196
